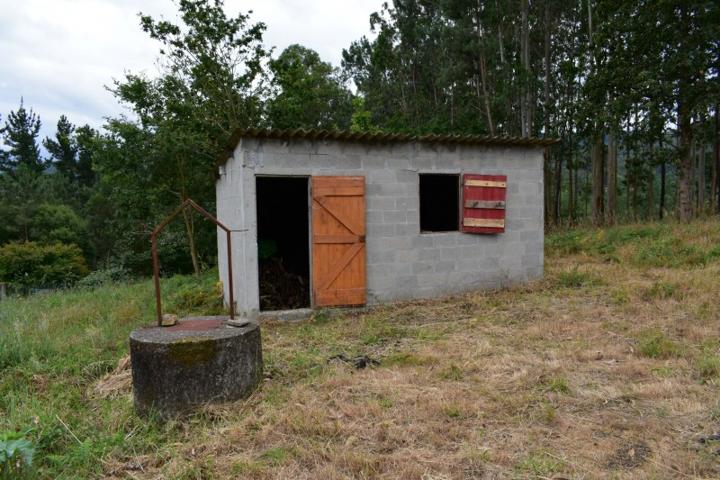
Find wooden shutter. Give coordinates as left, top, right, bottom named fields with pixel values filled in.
left=311, top=176, right=366, bottom=307
left=462, top=174, right=507, bottom=234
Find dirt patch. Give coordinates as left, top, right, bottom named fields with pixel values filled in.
left=607, top=441, right=651, bottom=469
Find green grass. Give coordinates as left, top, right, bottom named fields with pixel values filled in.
left=546, top=220, right=720, bottom=268
left=0, top=271, right=227, bottom=478
left=636, top=329, right=682, bottom=359
left=555, top=266, right=601, bottom=288
left=2, top=219, right=720, bottom=478
left=542, top=376, right=570, bottom=394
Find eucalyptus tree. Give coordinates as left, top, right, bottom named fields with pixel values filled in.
left=593, top=0, right=719, bottom=221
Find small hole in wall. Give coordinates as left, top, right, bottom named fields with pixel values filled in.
left=419, top=174, right=459, bottom=232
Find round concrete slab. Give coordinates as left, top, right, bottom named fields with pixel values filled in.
left=129, top=316, right=262, bottom=417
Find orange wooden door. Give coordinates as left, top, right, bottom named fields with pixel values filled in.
left=311, top=176, right=366, bottom=307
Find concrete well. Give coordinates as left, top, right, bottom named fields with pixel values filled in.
left=129, top=316, right=262, bottom=417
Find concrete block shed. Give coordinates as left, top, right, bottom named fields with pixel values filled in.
left=216, top=129, right=558, bottom=318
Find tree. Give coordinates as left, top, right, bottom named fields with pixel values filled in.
left=0, top=99, right=44, bottom=175
left=29, top=203, right=89, bottom=253
left=594, top=0, right=719, bottom=221
left=110, top=0, right=270, bottom=274
left=268, top=44, right=353, bottom=130
left=74, top=125, right=97, bottom=186
left=43, top=115, right=78, bottom=178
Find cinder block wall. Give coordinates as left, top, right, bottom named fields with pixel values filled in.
left=217, top=138, right=544, bottom=317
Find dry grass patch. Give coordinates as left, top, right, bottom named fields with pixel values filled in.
left=110, top=228, right=720, bottom=478
left=4, top=220, right=720, bottom=478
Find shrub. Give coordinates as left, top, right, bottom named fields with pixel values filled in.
left=76, top=265, right=129, bottom=288
left=165, top=272, right=226, bottom=317
left=0, top=430, right=34, bottom=479
left=30, top=204, right=87, bottom=248
left=0, top=242, right=89, bottom=292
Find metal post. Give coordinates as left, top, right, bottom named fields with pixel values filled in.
left=226, top=229, right=234, bottom=320
left=151, top=198, right=236, bottom=326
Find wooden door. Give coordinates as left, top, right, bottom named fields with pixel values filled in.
left=311, top=176, right=366, bottom=307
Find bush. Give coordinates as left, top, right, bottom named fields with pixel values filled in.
left=164, top=271, right=226, bottom=317
left=0, top=242, right=89, bottom=292
left=76, top=266, right=129, bottom=288
left=30, top=204, right=87, bottom=249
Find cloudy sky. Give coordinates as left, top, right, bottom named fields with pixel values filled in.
left=0, top=0, right=380, bottom=140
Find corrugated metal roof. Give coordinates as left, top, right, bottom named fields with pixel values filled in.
left=226, top=127, right=560, bottom=151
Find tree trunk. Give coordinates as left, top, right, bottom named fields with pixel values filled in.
left=606, top=131, right=617, bottom=224
left=690, top=140, right=696, bottom=215
left=479, top=54, right=495, bottom=135
left=520, top=0, right=530, bottom=137
left=181, top=200, right=201, bottom=276
left=544, top=148, right=552, bottom=225
left=591, top=136, right=604, bottom=226
left=574, top=161, right=580, bottom=220
left=568, top=151, right=575, bottom=223
left=677, top=99, right=694, bottom=221
left=659, top=157, right=666, bottom=220
left=554, top=151, right=563, bottom=223
left=496, top=1, right=505, bottom=64
left=699, top=135, right=706, bottom=215
left=715, top=104, right=720, bottom=213
left=647, top=145, right=655, bottom=220
left=474, top=3, right=495, bottom=135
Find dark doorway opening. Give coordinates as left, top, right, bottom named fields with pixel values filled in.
left=419, top=174, right=460, bottom=232
left=256, top=176, right=310, bottom=310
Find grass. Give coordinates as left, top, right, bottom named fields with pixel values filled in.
left=1, top=219, right=720, bottom=478
left=636, top=329, right=683, bottom=359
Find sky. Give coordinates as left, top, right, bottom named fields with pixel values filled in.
left=0, top=0, right=380, bottom=141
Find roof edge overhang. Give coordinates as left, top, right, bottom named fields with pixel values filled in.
left=218, top=128, right=560, bottom=167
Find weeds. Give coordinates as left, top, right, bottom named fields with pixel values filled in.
left=516, top=452, right=563, bottom=476
left=641, top=281, right=682, bottom=301
left=636, top=329, right=681, bottom=359
left=543, top=376, right=570, bottom=394
left=696, top=353, right=720, bottom=382
left=555, top=266, right=600, bottom=288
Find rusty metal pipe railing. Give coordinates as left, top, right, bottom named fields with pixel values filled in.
left=151, top=199, right=235, bottom=326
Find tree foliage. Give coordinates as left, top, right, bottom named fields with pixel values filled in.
left=268, top=44, right=353, bottom=130
left=1, top=0, right=719, bottom=292
left=0, top=100, right=43, bottom=175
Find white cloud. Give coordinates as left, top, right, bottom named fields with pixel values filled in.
left=0, top=0, right=379, bottom=140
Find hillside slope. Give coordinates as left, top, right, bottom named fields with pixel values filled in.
left=2, top=220, right=720, bottom=479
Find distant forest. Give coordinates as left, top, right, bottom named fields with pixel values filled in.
left=0, top=0, right=718, bottom=286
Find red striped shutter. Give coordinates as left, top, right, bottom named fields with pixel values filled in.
left=462, top=174, right=507, bottom=234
